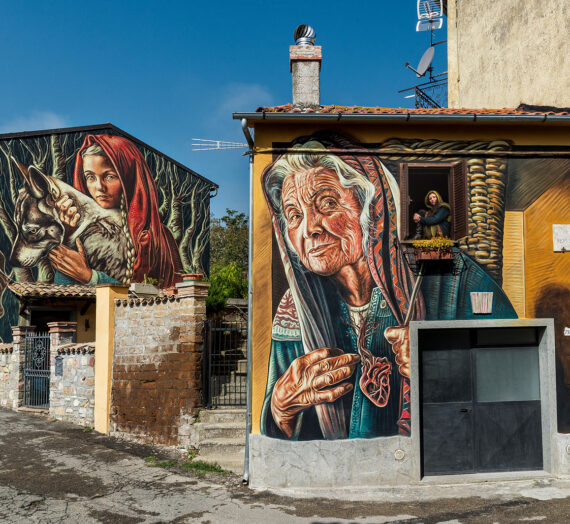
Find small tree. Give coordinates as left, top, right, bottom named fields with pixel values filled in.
left=206, top=262, right=248, bottom=312
left=210, top=209, right=248, bottom=273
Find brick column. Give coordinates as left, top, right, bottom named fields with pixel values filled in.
left=10, top=325, right=36, bottom=409
left=176, top=280, right=210, bottom=425
left=47, top=321, right=77, bottom=348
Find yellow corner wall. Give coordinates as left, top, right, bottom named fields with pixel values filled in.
left=524, top=175, right=570, bottom=383
left=94, top=285, right=128, bottom=434
left=502, top=211, right=525, bottom=317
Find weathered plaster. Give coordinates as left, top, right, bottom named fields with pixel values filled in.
left=447, top=0, right=570, bottom=108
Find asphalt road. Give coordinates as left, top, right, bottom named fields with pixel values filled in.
left=0, top=408, right=569, bottom=523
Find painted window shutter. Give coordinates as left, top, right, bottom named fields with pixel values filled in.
left=450, top=160, right=468, bottom=239
left=399, top=163, right=409, bottom=240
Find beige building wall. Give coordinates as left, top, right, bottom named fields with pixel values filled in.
left=447, top=0, right=570, bottom=108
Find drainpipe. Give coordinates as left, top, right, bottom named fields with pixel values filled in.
left=242, top=118, right=254, bottom=483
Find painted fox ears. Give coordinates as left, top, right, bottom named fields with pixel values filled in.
left=10, top=156, right=60, bottom=201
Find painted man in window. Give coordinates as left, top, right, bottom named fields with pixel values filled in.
left=412, top=190, right=452, bottom=239
left=261, top=132, right=516, bottom=441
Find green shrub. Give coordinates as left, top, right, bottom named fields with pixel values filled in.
left=206, top=262, right=247, bottom=313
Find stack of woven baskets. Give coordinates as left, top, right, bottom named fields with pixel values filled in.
left=458, top=141, right=509, bottom=285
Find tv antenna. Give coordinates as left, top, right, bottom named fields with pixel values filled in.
left=400, top=0, right=447, bottom=108
left=191, top=138, right=247, bottom=151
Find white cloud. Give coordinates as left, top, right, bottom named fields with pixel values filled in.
left=216, top=82, right=273, bottom=116
left=0, top=111, right=67, bottom=134
left=201, top=82, right=273, bottom=142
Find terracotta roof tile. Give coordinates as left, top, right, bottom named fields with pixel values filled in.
left=255, top=103, right=570, bottom=116
left=8, top=282, right=95, bottom=299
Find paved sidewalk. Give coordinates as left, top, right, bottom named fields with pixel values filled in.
left=0, top=408, right=568, bottom=523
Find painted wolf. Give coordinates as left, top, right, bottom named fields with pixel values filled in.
left=9, top=159, right=130, bottom=284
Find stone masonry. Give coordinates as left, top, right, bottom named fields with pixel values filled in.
left=0, top=326, right=35, bottom=410
left=0, top=343, right=16, bottom=409
left=50, top=343, right=95, bottom=427
left=110, top=281, right=209, bottom=448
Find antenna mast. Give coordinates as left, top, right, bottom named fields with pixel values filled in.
left=399, top=0, right=448, bottom=108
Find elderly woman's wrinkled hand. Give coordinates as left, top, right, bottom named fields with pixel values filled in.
left=271, top=348, right=360, bottom=438
left=384, top=325, right=411, bottom=378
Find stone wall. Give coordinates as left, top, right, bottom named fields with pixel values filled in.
left=109, top=281, right=208, bottom=448
left=50, top=343, right=95, bottom=427
left=0, top=327, right=34, bottom=410
left=0, top=343, right=16, bottom=409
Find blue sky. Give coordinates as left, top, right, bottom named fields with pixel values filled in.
left=0, top=1, right=446, bottom=217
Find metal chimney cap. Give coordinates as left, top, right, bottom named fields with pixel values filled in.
left=294, top=25, right=316, bottom=45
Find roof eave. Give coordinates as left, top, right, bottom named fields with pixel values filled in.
left=233, top=112, right=570, bottom=124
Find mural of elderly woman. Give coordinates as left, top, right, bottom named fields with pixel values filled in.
left=49, top=135, right=182, bottom=288
left=261, top=132, right=517, bottom=441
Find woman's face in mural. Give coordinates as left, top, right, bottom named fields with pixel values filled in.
left=82, top=155, right=123, bottom=209
left=428, top=192, right=438, bottom=206
left=282, top=168, right=364, bottom=276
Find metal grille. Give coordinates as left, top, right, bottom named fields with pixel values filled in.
left=203, top=320, right=247, bottom=408
left=23, top=332, right=51, bottom=409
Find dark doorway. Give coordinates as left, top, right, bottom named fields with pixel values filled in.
left=420, top=328, right=543, bottom=476
left=30, top=308, right=73, bottom=332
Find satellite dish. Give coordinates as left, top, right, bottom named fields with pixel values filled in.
left=405, top=46, right=435, bottom=78
left=416, top=46, right=435, bottom=77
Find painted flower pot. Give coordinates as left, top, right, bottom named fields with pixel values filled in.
left=414, top=248, right=454, bottom=261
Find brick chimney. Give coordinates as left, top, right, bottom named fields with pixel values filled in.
left=290, top=25, right=321, bottom=108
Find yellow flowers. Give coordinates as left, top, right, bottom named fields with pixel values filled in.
left=412, top=237, right=454, bottom=251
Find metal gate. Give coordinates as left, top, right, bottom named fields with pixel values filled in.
left=203, top=320, right=247, bottom=408
left=23, top=331, right=51, bottom=409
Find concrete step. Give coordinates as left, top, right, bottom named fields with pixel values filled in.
left=210, top=398, right=247, bottom=407
left=236, top=359, right=247, bottom=375
left=194, top=422, right=246, bottom=441
left=220, top=379, right=247, bottom=397
left=199, top=439, right=245, bottom=457
left=199, top=408, right=246, bottom=425
left=196, top=454, right=244, bottom=475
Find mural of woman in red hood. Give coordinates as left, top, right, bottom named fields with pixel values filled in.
left=49, top=134, right=182, bottom=288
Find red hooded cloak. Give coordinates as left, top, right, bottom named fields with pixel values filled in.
left=73, top=134, right=183, bottom=288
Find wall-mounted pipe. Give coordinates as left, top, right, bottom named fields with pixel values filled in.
left=241, top=118, right=254, bottom=152
left=241, top=118, right=254, bottom=484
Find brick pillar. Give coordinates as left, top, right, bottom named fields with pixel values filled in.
left=10, top=325, right=36, bottom=409
left=176, top=279, right=210, bottom=420
left=47, top=321, right=77, bottom=348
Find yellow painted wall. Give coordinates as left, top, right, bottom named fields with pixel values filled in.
left=502, top=211, right=525, bottom=317
left=249, top=121, right=570, bottom=433
left=94, top=284, right=128, bottom=434
left=76, top=302, right=96, bottom=343
left=524, top=175, right=570, bottom=384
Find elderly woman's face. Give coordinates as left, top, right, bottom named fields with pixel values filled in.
left=282, top=168, right=364, bottom=276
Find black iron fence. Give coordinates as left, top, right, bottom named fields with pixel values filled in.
left=23, top=331, right=51, bottom=409
left=202, top=320, right=247, bottom=408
